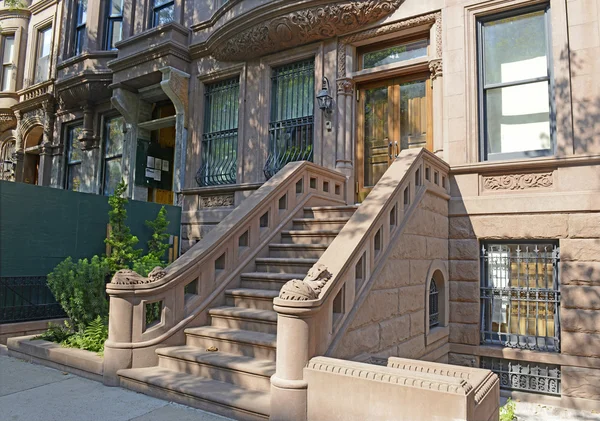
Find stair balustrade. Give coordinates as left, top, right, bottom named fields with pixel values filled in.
left=270, top=148, right=450, bottom=421
left=103, top=161, right=347, bottom=385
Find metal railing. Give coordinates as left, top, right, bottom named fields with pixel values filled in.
left=0, top=276, right=65, bottom=323
left=480, top=243, right=560, bottom=352
left=429, top=279, right=439, bottom=328
left=197, top=77, right=239, bottom=186
left=481, top=357, right=561, bottom=396
left=264, top=59, right=314, bottom=179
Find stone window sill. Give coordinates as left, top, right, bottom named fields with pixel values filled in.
left=426, top=325, right=449, bottom=346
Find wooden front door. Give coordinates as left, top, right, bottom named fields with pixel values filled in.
left=356, top=74, right=432, bottom=201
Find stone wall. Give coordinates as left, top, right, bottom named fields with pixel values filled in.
left=448, top=210, right=600, bottom=406
left=334, top=191, right=449, bottom=362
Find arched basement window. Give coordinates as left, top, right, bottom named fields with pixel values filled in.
left=429, top=279, right=439, bottom=328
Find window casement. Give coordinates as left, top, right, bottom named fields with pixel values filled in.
left=480, top=241, right=560, bottom=352
left=196, top=77, right=239, bottom=187
left=1, top=34, right=15, bottom=92
left=359, top=37, right=428, bottom=70
left=428, top=278, right=439, bottom=328
left=105, top=0, right=123, bottom=50
left=477, top=5, right=554, bottom=161
left=102, top=116, right=124, bottom=196
left=72, top=0, right=87, bottom=56
left=65, top=124, right=84, bottom=191
left=34, top=26, right=52, bottom=84
left=152, top=0, right=174, bottom=27
left=264, top=58, right=315, bottom=179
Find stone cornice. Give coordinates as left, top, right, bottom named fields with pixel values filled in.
left=28, top=0, right=57, bottom=15
left=0, top=8, right=31, bottom=20
left=114, top=21, right=190, bottom=50
left=450, top=154, right=600, bottom=175
left=191, top=0, right=403, bottom=61
left=56, top=51, right=118, bottom=71
left=109, top=40, right=190, bottom=73
left=190, top=0, right=243, bottom=32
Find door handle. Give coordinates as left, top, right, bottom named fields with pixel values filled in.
left=394, top=141, right=399, bottom=158
left=387, top=138, right=393, bottom=159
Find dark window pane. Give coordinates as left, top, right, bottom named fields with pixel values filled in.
left=103, top=158, right=121, bottom=196
left=109, top=20, right=122, bottom=48
left=154, top=3, right=174, bottom=26
left=363, top=39, right=428, bottom=69
left=105, top=117, right=124, bottom=157
left=68, top=126, right=84, bottom=163
left=483, top=10, right=547, bottom=85
left=110, top=0, right=123, bottom=15
left=67, top=163, right=82, bottom=191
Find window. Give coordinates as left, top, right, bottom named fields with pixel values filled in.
left=196, top=77, right=239, bottom=186
left=34, top=26, right=52, bottom=84
left=361, top=39, right=428, bottom=69
left=105, top=0, right=123, bottom=49
left=478, top=6, right=553, bottom=160
left=73, top=0, right=87, bottom=55
left=65, top=125, right=84, bottom=191
left=1, top=35, right=14, bottom=91
left=152, top=0, right=174, bottom=27
left=103, top=116, right=124, bottom=195
left=264, top=58, right=314, bottom=179
left=429, top=278, right=439, bottom=328
left=480, top=242, right=560, bottom=352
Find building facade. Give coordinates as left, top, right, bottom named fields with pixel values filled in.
left=1, top=0, right=599, bottom=411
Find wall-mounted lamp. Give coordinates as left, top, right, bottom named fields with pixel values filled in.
left=316, top=76, right=333, bottom=113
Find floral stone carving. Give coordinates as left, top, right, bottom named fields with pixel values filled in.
left=111, top=267, right=167, bottom=285
left=483, top=172, right=553, bottom=191
left=279, top=263, right=332, bottom=301
left=212, top=1, right=403, bottom=61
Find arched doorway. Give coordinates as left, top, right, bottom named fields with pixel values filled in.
left=23, top=125, right=43, bottom=185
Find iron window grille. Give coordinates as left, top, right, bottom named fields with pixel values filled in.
left=34, top=26, right=52, bottom=84
left=102, top=116, right=124, bottom=195
left=481, top=357, right=561, bottom=396
left=105, top=0, right=123, bottom=50
left=196, top=77, right=240, bottom=186
left=480, top=242, right=560, bottom=352
left=1, top=35, right=14, bottom=92
left=477, top=5, right=554, bottom=161
left=0, top=276, right=65, bottom=323
left=429, top=278, right=439, bottom=328
left=65, top=125, right=84, bottom=191
left=152, top=0, right=174, bottom=27
left=73, top=0, right=87, bottom=56
left=264, top=59, right=315, bottom=179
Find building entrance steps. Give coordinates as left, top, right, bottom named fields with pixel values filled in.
left=116, top=205, right=357, bottom=421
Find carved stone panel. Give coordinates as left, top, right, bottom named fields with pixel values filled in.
left=482, top=172, right=554, bottom=192
left=212, top=1, right=403, bottom=61
left=200, top=194, right=235, bottom=208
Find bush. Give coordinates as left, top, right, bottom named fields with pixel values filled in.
left=47, top=256, right=111, bottom=332
left=63, top=316, right=108, bottom=355
left=34, top=321, right=72, bottom=343
left=500, top=398, right=517, bottom=421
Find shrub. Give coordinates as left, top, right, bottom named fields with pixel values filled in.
left=34, top=321, right=72, bottom=343
left=47, top=256, right=111, bottom=332
left=63, top=316, right=108, bottom=355
left=500, top=398, right=517, bottom=421
left=145, top=206, right=170, bottom=262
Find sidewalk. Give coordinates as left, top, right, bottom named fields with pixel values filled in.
left=0, top=353, right=235, bottom=421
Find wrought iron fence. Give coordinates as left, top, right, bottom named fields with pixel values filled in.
left=480, top=242, right=560, bottom=352
left=429, top=279, right=439, bottom=328
left=264, top=59, right=315, bottom=179
left=481, top=357, right=561, bottom=396
left=0, top=276, right=65, bottom=323
left=196, top=77, right=240, bottom=186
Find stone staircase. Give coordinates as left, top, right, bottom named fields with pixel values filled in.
left=118, top=205, right=358, bottom=421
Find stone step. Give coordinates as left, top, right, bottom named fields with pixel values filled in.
left=255, top=257, right=317, bottom=273
left=210, top=306, right=277, bottom=334
left=225, top=288, right=279, bottom=311
left=268, top=243, right=329, bottom=258
left=281, top=229, right=340, bottom=245
left=240, top=272, right=303, bottom=291
left=303, top=205, right=359, bottom=219
left=291, top=217, right=349, bottom=230
left=185, top=326, right=277, bottom=361
left=156, top=346, right=275, bottom=392
left=118, top=367, right=270, bottom=421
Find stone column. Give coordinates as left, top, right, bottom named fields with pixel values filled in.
left=103, top=293, right=134, bottom=386
left=160, top=66, right=190, bottom=204
left=13, top=110, right=24, bottom=182
left=429, top=59, right=444, bottom=157
left=37, top=101, right=55, bottom=186
left=335, top=78, right=354, bottom=202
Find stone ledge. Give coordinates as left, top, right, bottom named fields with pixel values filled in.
left=0, top=318, right=67, bottom=335
left=7, top=335, right=103, bottom=382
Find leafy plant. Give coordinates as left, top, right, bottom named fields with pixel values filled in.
left=63, top=316, right=108, bottom=355
left=500, top=398, right=517, bottom=421
left=132, top=254, right=164, bottom=277
left=145, top=206, right=170, bottom=261
left=33, top=321, right=73, bottom=343
left=47, top=256, right=111, bottom=332
left=104, top=180, right=141, bottom=273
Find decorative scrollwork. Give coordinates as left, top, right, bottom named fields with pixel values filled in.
left=483, top=172, right=553, bottom=191
left=279, top=263, right=333, bottom=301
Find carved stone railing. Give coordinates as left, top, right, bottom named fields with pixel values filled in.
left=19, top=80, right=54, bottom=102
left=270, top=148, right=450, bottom=421
left=103, top=161, right=347, bottom=385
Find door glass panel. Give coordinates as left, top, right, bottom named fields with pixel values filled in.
left=400, top=80, right=427, bottom=150
left=363, top=86, right=390, bottom=187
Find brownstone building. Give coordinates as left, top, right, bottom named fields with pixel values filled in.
left=1, top=0, right=599, bottom=418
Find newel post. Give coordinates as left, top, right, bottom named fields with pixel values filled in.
left=271, top=303, right=315, bottom=421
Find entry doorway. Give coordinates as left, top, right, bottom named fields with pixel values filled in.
left=147, top=103, right=175, bottom=206
left=356, top=74, right=432, bottom=202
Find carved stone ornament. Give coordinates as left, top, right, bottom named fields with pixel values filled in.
left=279, top=263, right=332, bottom=301
left=110, top=267, right=167, bottom=285
left=160, top=67, right=190, bottom=128
left=428, top=58, right=443, bottom=80
left=483, top=172, right=553, bottom=191
left=148, top=267, right=167, bottom=282
left=200, top=194, right=234, bottom=208
left=212, top=1, right=403, bottom=61
left=337, top=78, right=354, bottom=95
